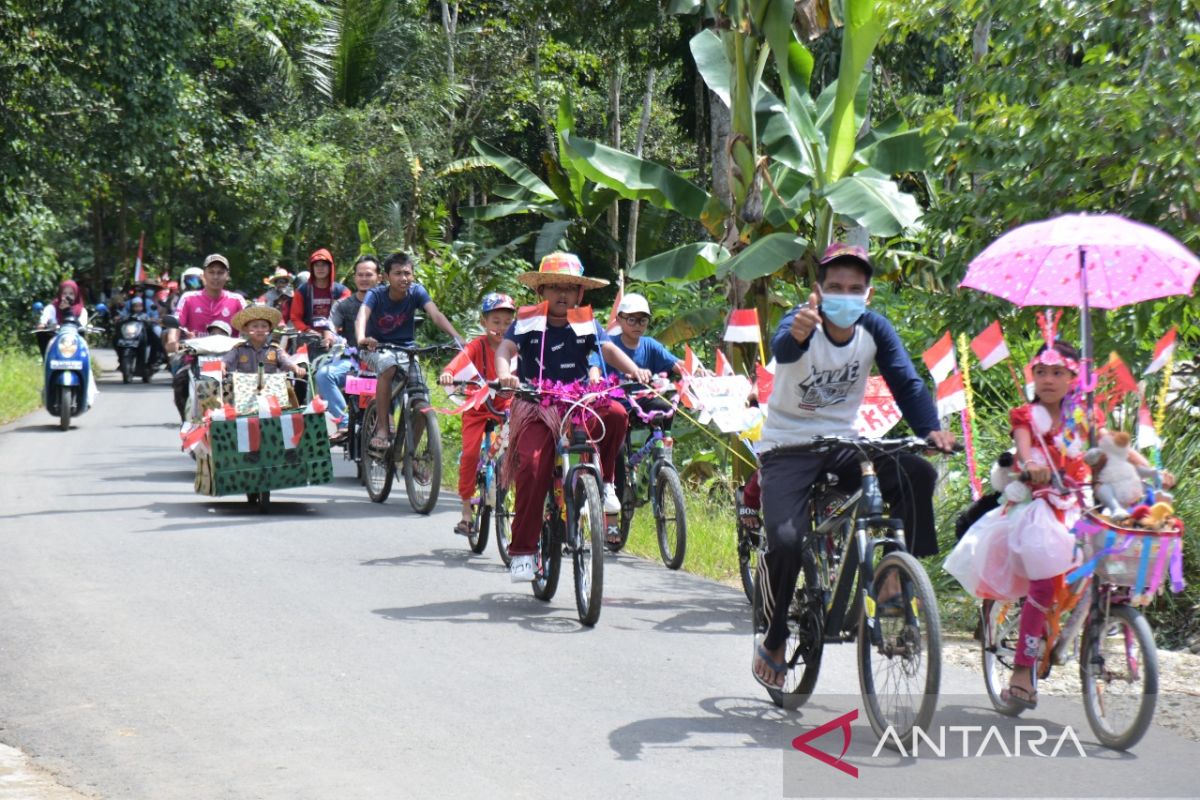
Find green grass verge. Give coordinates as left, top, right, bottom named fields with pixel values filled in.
left=0, top=347, right=43, bottom=425
left=619, top=489, right=744, bottom=588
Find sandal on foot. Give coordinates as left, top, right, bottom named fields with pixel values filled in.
left=369, top=433, right=390, bottom=451
left=752, top=643, right=788, bottom=691
left=605, top=525, right=623, bottom=547
left=453, top=520, right=473, bottom=537
left=1001, top=683, right=1038, bottom=710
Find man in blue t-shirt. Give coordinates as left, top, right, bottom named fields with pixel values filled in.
left=495, top=252, right=650, bottom=583
left=356, top=252, right=464, bottom=449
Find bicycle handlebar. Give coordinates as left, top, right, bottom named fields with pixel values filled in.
left=372, top=342, right=460, bottom=356
left=768, top=435, right=964, bottom=458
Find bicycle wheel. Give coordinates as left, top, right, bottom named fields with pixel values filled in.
left=360, top=404, right=394, bottom=503
left=610, top=446, right=633, bottom=553
left=858, top=550, right=941, bottom=750
left=494, top=463, right=513, bottom=567
left=403, top=403, right=442, bottom=514
left=752, top=549, right=823, bottom=709
left=1080, top=603, right=1158, bottom=750
left=654, top=466, right=687, bottom=570
left=532, top=495, right=562, bottom=601
left=570, top=471, right=605, bottom=626
left=468, top=468, right=490, bottom=554
left=981, top=600, right=1027, bottom=717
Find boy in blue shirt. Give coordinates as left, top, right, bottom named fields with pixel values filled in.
left=356, top=252, right=464, bottom=449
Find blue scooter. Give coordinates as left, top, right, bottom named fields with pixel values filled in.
left=39, top=307, right=104, bottom=430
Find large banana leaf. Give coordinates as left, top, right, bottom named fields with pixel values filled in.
left=563, top=133, right=727, bottom=230
left=720, top=233, right=809, bottom=281
left=459, top=201, right=545, bottom=221
left=555, top=96, right=587, bottom=205
left=656, top=307, right=726, bottom=348
left=855, top=126, right=930, bottom=175
left=690, top=29, right=731, bottom=107
left=471, top=139, right=556, bottom=201
left=824, top=0, right=883, bottom=183
left=534, top=220, right=573, bottom=263
left=629, top=242, right=729, bottom=282
left=821, top=175, right=922, bottom=237
left=762, top=84, right=822, bottom=178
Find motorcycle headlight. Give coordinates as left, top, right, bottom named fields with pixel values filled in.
left=57, top=334, right=78, bottom=357
left=122, top=322, right=140, bottom=338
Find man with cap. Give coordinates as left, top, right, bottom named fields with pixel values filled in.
left=494, top=252, right=652, bottom=583
left=751, top=243, right=956, bottom=691
left=290, top=248, right=350, bottom=334
left=223, top=305, right=305, bottom=378
left=167, top=253, right=248, bottom=418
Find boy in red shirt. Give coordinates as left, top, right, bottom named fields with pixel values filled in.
left=438, top=293, right=518, bottom=534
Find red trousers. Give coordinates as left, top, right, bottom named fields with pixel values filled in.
left=509, top=399, right=627, bottom=556
left=458, top=407, right=505, bottom=501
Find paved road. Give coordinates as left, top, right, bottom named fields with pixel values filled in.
left=0, top=353, right=1196, bottom=799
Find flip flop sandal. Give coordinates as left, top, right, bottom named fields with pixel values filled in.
left=1001, top=684, right=1038, bottom=710
left=605, top=526, right=623, bottom=547
left=752, top=642, right=789, bottom=691
left=453, top=520, right=473, bottom=537
left=369, top=433, right=391, bottom=451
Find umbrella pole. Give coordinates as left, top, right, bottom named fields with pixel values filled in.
left=1079, top=247, right=1096, bottom=448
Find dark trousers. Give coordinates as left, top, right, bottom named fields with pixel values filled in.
left=759, top=448, right=938, bottom=651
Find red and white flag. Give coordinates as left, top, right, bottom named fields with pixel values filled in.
left=257, top=395, right=283, bottom=418
left=678, top=345, right=703, bottom=408
left=444, top=349, right=482, bottom=384
left=133, top=232, right=146, bottom=283
left=1137, top=402, right=1160, bottom=450
left=179, top=421, right=208, bottom=453
left=854, top=376, right=903, bottom=438
left=681, top=345, right=701, bottom=376
left=566, top=305, right=596, bottom=336
left=292, top=345, right=309, bottom=366
left=207, top=404, right=238, bottom=422
left=714, top=349, right=735, bottom=377
left=922, top=332, right=956, bottom=383
left=236, top=416, right=261, bottom=453
left=970, top=321, right=1010, bottom=370
left=935, top=373, right=966, bottom=418
left=723, top=308, right=761, bottom=343
left=756, top=363, right=775, bottom=405
left=606, top=288, right=623, bottom=337
left=304, top=394, right=328, bottom=415
left=280, top=412, right=306, bottom=450
left=200, top=360, right=224, bottom=380
left=514, top=302, right=549, bottom=335
left=1144, top=327, right=1178, bottom=375
left=1023, top=362, right=1035, bottom=401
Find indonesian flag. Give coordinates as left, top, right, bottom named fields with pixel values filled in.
left=280, top=412, right=306, bottom=449
left=1137, top=402, right=1160, bottom=450
left=681, top=345, right=700, bottom=376
left=236, top=416, right=261, bottom=452
left=714, top=349, right=735, bottom=377
left=1144, top=327, right=1177, bottom=375
left=566, top=305, right=596, bottom=336
left=292, top=345, right=309, bottom=365
left=133, top=232, right=146, bottom=283
left=444, top=349, right=482, bottom=384
left=200, top=360, right=224, bottom=380
left=756, top=363, right=775, bottom=405
left=606, top=287, right=623, bottom=337
left=257, top=395, right=284, bottom=418
left=724, top=308, right=761, bottom=343
left=1023, top=362, right=1035, bottom=401
left=208, top=404, right=238, bottom=422
left=970, top=321, right=1010, bottom=370
left=679, top=345, right=702, bottom=408
left=180, top=421, right=208, bottom=453
left=922, top=332, right=956, bottom=383
left=935, top=373, right=966, bottom=418
left=514, top=302, right=549, bottom=335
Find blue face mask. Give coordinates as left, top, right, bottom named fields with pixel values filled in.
left=820, top=292, right=867, bottom=328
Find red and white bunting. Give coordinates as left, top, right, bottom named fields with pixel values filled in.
left=723, top=308, right=761, bottom=343
left=179, top=421, right=208, bottom=453
left=566, top=305, right=595, bottom=337
left=207, top=404, right=238, bottom=422
left=280, top=412, right=305, bottom=449
left=935, top=373, right=966, bottom=418
left=970, top=321, right=1010, bottom=370
left=1144, top=327, right=1178, bottom=375
left=922, top=332, right=956, bottom=383
left=514, top=302, right=549, bottom=335
left=1137, top=402, right=1160, bottom=450
left=714, top=349, right=735, bottom=377
left=236, top=416, right=261, bottom=452
left=257, top=395, right=283, bottom=418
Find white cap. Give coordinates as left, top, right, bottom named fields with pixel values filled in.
left=617, top=292, right=651, bottom=316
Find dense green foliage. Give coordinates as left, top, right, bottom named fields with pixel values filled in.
left=4, top=0, right=1200, bottom=642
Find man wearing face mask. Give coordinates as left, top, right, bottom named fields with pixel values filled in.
left=750, top=243, right=957, bottom=690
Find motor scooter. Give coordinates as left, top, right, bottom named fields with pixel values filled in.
left=36, top=311, right=103, bottom=430
left=115, top=312, right=166, bottom=384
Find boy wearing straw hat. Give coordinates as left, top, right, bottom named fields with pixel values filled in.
left=223, top=305, right=306, bottom=378
left=495, top=252, right=651, bottom=583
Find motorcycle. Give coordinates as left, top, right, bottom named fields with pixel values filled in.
left=115, top=312, right=166, bottom=384
left=35, top=312, right=103, bottom=431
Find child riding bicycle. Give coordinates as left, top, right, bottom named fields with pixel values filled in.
left=752, top=243, right=956, bottom=690
left=494, top=252, right=650, bottom=583
left=355, top=252, right=465, bottom=450
left=438, top=292, right=517, bottom=536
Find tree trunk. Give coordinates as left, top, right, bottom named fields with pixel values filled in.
left=440, top=1, right=458, bottom=82
left=626, top=67, right=656, bottom=268
left=607, top=61, right=623, bottom=272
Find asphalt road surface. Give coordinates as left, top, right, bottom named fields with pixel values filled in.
left=0, top=352, right=1196, bottom=799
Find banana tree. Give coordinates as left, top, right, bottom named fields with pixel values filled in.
left=564, top=0, right=926, bottom=291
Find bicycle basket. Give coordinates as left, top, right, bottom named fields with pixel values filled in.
left=1072, top=512, right=1185, bottom=599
